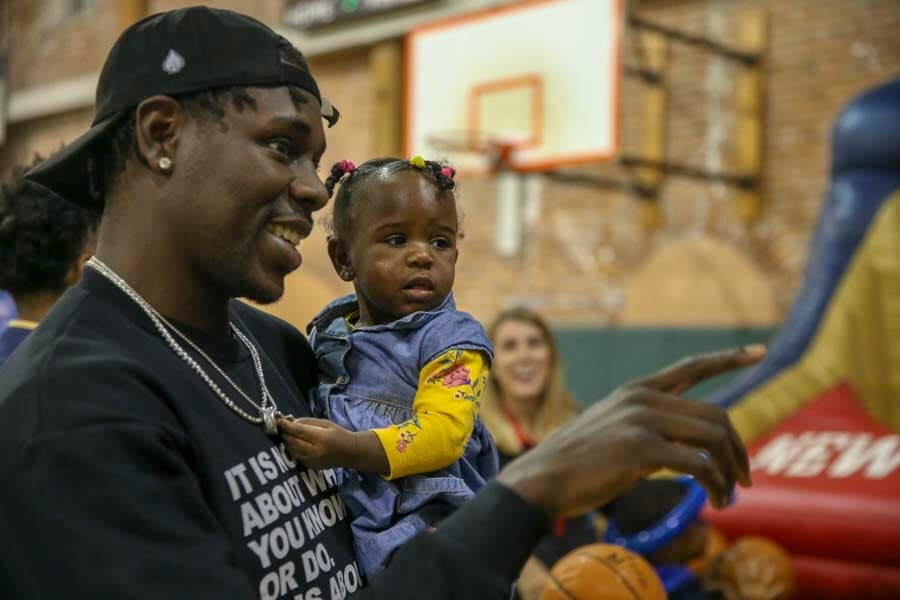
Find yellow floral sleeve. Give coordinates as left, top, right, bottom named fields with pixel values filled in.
left=373, top=349, right=489, bottom=480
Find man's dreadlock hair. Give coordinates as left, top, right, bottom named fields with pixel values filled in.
left=86, top=42, right=314, bottom=208
left=324, top=157, right=457, bottom=239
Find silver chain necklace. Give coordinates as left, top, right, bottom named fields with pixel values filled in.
left=87, top=256, right=289, bottom=434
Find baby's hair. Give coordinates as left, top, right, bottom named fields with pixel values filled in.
left=323, top=157, right=457, bottom=239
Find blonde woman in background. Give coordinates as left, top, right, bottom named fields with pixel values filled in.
left=482, top=307, right=579, bottom=463
left=481, top=307, right=599, bottom=598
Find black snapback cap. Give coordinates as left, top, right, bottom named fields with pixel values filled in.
left=26, top=6, right=338, bottom=212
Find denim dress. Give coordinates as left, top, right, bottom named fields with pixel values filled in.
left=308, top=292, right=499, bottom=578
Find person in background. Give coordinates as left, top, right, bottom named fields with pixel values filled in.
left=480, top=307, right=598, bottom=597
left=0, top=164, right=97, bottom=366
left=481, top=307, right=579, bottom=465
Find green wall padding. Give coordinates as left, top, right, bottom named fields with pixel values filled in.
left=553, top=327, right=778, bottom=407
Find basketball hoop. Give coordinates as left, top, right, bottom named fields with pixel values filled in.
left=426, top=130, right=524, bottom=174
left=406, top=0, right=621, bottom=176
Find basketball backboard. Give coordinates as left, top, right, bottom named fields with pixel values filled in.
left=405, top=0, right=622, bottom=173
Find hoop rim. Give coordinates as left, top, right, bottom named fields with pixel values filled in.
left=426, top=129, right=525, bottom=171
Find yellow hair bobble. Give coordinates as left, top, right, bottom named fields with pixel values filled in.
left=409, top=155, right=426, bottom=169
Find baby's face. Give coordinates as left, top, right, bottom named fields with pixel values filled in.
left=347, top=170, right=458, bottom=325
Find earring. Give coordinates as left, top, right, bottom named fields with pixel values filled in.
left=158, top=156, right=173, bottom=172
left=340, top=268, right=354, bottom=280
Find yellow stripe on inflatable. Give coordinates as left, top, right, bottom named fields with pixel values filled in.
left=731, top=189, right=900, bottom=442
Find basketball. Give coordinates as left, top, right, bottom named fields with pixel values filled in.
left=705, top=536, right=794, bottom=600
left=541, top=543, right=667, bottom=600
left=687, top=525, right=729, bottom=575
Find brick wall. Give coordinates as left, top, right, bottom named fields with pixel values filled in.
left=0, top=107, right=93, bottom=169
left=2, top=0, right=898, bottom=329
left=6, top=0, right=120, bottom=90
left=147, top=0, right=283, bottom=24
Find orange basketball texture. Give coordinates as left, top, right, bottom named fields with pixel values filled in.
left=687, top=525, right=729, bottom=575
left=705, top=536, right=794, bottom=600
left=541, top=543, right=667, bottom=600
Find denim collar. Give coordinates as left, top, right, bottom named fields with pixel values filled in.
left=308, top=292, right=456, bottom=335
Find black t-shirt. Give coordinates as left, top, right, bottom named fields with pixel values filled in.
left=0, top=269, right=547, bottom=599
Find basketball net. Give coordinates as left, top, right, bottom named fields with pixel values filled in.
left=426, top=130, right=524, bottom=174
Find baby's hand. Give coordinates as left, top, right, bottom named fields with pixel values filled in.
left=278, top=418, right=358, bottom=470
left=278, top=418, right=389, bottom=474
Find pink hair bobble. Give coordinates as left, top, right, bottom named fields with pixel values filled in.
left=440, top=166, right=456, bottom=180
left=338, top=159, right=356, bottom=174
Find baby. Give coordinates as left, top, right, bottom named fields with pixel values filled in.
left=279, top=156, right=498, bottom=578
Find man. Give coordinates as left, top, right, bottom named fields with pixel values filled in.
left=0, top=162, right=98, bottom=366
left=0, top=7, right=760, bottom=599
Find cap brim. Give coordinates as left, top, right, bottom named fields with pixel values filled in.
left=25, top=110, right=128, bottom=213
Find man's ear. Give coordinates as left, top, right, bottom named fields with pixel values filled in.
left=328, top=236, right=354, bottom=281
left=135, top=95, right=185, bottom=174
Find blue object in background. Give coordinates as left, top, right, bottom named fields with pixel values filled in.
left=711, top=76, right=900, bottom=408
left=0, top=292, right=16, bottom=332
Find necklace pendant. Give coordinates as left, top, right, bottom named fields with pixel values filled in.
left=262, top=405, right=278, bottom=435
